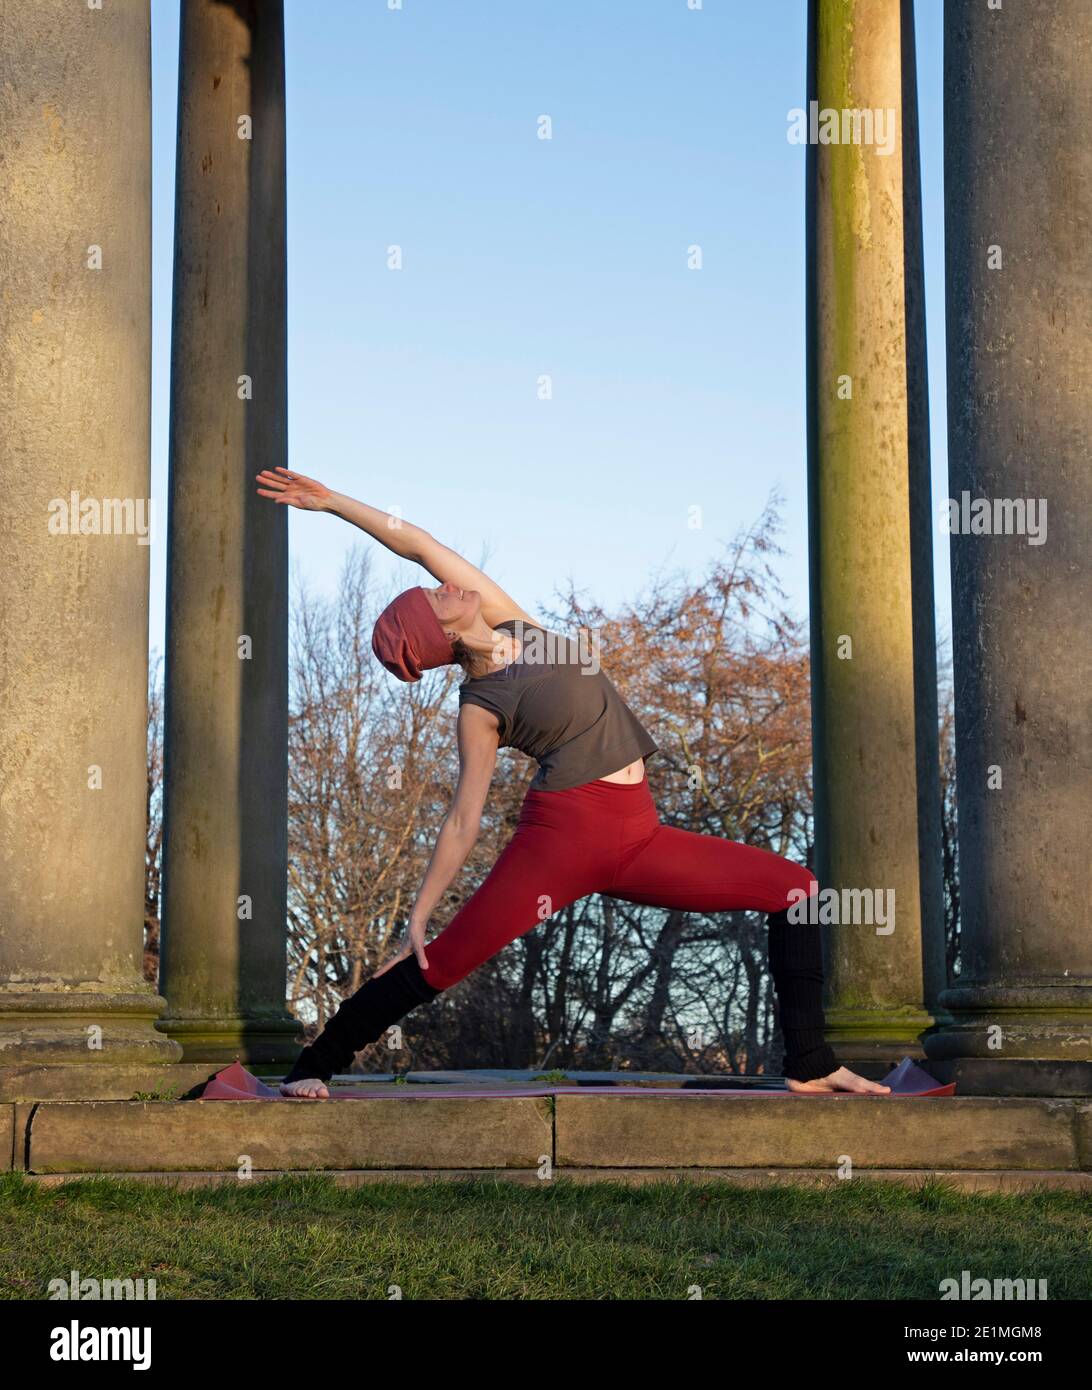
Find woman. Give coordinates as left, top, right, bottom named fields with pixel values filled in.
left=256, top=467, right=889, bottom=1098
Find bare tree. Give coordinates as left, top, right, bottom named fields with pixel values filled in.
left=937, top=640, right=960, bottom=981
left=144, top=654, right=164, bottom=986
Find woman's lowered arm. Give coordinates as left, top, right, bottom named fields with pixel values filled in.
left=372, top=704, right=501, bottom=976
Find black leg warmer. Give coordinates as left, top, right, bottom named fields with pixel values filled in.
left=283, top=956, right=442, bottom=1084
left=766, top=907, right=839, bottom=1082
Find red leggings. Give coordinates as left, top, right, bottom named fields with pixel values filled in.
left=422, top=775, right=818, bottom=991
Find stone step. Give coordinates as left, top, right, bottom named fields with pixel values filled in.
left=555, top=1094, right=1088, bottom=1170
left=7, top=1094, right=1091, bottom=1177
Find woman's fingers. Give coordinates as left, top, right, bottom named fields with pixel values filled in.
left=367, top=927, right=429, bottom=980
left=371, top=947, right=410, bottom=979
left=255, top=470, right=314, bottom=494
left=255, top=470, right=321, bottom=507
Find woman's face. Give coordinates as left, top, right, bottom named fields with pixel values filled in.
left=427, top=582, right=480, bottom=633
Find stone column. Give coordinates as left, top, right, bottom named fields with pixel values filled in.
left=159, top=0, right=297, bottom=1064
left=806, top=0, right=936, bottom=1065
left=900, top=0, right=948, bottom=1026
left=0, top=0, right=181, bottom=1089
left=924, top=0, right=1092, bottom=1095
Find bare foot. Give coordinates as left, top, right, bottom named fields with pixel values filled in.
left=279, top=1077, right=330, bottom=1099
left=786, top=1066, right=891, bottom=1095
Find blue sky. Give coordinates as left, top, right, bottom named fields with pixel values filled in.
left=149, top=0, right=950, bottom=655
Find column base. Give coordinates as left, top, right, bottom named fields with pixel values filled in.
left=0, top=988, right=183, bottom=1068
left=822, top=1005, right=936, bottom=1069
left=922, top=1056, right=1092, bottom=1097
left=0, top=1062, right=219, bottom=1103
left=923, top=984, right=1092, bottom=1095
left=156, top=1014, right=301, bottom=1065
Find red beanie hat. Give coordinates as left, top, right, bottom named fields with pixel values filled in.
left=371, top=586, right=456, bottom=682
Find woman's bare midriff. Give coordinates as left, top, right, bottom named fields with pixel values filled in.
left=599, top=757, right=646, bottom=785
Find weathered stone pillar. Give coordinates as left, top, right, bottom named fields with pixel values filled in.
left=925, top=0, right=1092, bottom=1095
left=805, top=0, right=936, bottom=1065
left=0, top=0, right=181, bottom=1090
left=159, top=0, right=297, bottom=1064
left=900, top=1, right=948, bottom=1027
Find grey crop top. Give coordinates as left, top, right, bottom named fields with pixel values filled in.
left=457, top=619, right=658, bottom=792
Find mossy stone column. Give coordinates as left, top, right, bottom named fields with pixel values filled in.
left=0, top=0, right=181, bottom=1080
left=924, top=0, right=1092, bottom=1095
left=805, top=0, right=937, bottom=1065
left=159, top=0, right=297, bottom=1064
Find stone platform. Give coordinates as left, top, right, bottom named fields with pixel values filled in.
left=4, top=1069, right=1092, bottom=1192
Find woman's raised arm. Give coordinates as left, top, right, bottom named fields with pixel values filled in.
left=255, top=467, right=538, bottom=626
left=255, top=467, right=421, bottom=561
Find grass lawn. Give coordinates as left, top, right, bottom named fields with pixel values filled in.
left=1, top=1172, right=1088, bottom=1301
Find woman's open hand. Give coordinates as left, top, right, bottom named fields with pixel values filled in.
left=785, top=1066, right=891, bottom=1095
left=371, top=918, right=430, bottom=979
left=255, top=466, right=335, bottom=512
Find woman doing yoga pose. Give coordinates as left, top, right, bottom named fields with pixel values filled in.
left=255, top=468, right=889, bottom=1099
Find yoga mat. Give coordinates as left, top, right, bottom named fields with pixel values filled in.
left=199, top=1057, right=955, bottom=1100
